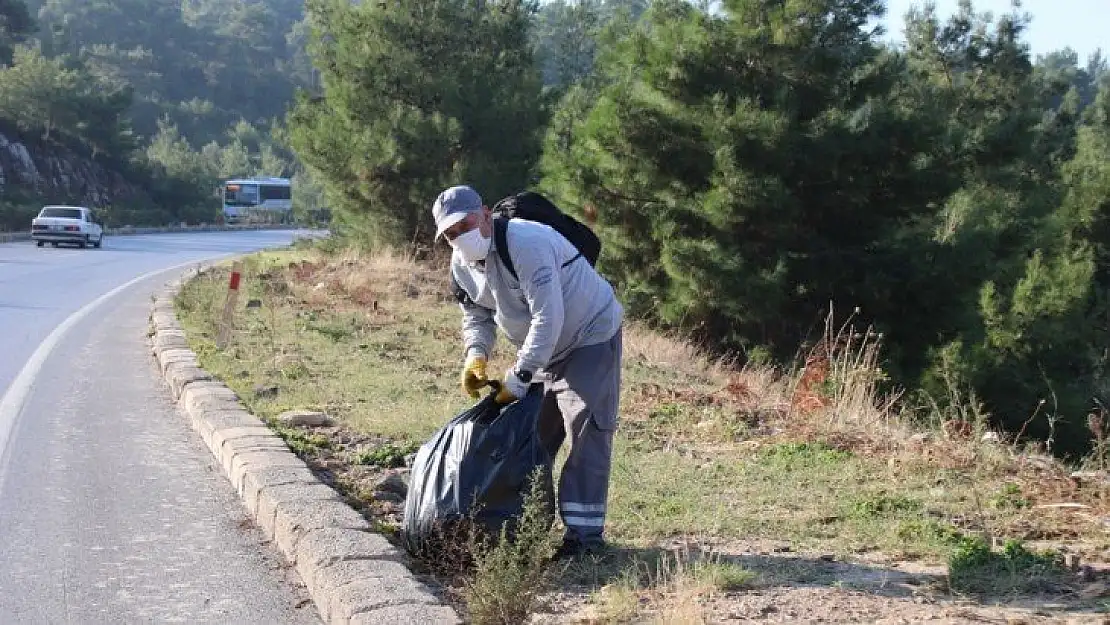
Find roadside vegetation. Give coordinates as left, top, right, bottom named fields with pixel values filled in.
left=176, top=244, right=1110, bottom=623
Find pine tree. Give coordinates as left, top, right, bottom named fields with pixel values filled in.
left=902, top=3, right=1108, bottom=452
left=0, top=0, right=34, bottom=65
left=1062, top=85, right=1110, bottom=285
left=540, top=0, right=955, bottom=355
left=287, top=0, right=544, bottom=247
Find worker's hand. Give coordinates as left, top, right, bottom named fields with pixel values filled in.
left=494, top=368, right=531, bottom=405
left=460, top=354, right=488, bottom=399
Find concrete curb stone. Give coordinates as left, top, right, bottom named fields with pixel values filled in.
left=165, top=364, right=212, bottom=397
left=158, top=349, right=197, bottom=374
left=148, top=265, right=461, bottom=625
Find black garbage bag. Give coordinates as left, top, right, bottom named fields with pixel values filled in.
left=401, top=381, right=556, bottom=562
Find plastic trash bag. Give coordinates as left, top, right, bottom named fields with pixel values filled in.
left=401, top=382, right=556, bottom=561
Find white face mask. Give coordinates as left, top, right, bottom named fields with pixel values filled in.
left=451, top=227, right=491, bottom=264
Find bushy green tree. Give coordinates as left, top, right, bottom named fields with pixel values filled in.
left=287, top=0, right=545, bottom=247
left=143, top=118, right=220, bottom=221
left=1062, top=85, right=1110, bottom=284
left=533, top=0, right=602, bottom=88
left=0, top=43, right=135, bottom=159
left=540, top=0, right=954, bottom=354
left=0, top=0, right=35, bottom=65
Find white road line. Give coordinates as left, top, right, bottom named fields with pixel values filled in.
left=0, top=259, right=207, bottom=471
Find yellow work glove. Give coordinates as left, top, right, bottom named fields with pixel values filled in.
left=460, top=355, right=489, bottom=399
left=494, top=368, right=532, bottom=405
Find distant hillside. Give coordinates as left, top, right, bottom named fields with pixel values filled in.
left=0, top=0, right=305, bottom=231
left=23, top=0, right=310, bottom=147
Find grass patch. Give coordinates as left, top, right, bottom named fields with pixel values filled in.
left=758, top=440, right=854, bottom=465
left=988, top=482, right=1031, bottom=510
left=354, top=441, right=419, bottom=468
left=846, top=493, right=923, bottom=519
left=948, top=536, right=1072, bottom=596
left=175, top=243, right=1107, bottom=621
left=268, top=422, right=332, bottom=455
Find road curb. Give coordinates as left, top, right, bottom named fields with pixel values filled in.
left=148, top=267, right=462, bottom=625
left=0, top=223, right=296, bottom=244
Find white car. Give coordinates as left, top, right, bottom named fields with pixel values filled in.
left=30, top=205, right=104, bottom=249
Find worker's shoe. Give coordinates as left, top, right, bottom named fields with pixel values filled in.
left=552, top=537, right=607, bottom=561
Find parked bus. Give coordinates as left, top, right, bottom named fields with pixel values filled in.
left=222, top=177, right=292, bottom=224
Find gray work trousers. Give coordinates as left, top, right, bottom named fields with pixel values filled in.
left=537, top=327, right=622, bottom=544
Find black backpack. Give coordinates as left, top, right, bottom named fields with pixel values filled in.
left=491, top=191, right=601, bottom=278
left=449, top=191, right=601, bottom=305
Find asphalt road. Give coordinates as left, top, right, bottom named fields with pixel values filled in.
left=0, top=231, right=324, bottom=624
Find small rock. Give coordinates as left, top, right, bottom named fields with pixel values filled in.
left=246, top=299, right=262, bottom=309
left=981, top=431, right=1001, bottom=443
left=375, top=491, right=404, bottom=504
left=819, top=554, right=836, bottom=562
left=1021, top=453, right=1057, bottom=471
left=253, top=384, right=279, bottom=399
left=1079, top=565, right=1098, bottom=582
left=772, top=544, right=793, bottom=553
left=277, top=410, right=332, bottom=427
left=375, top=471, right=409, bottom=499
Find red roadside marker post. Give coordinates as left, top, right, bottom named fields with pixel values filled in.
left=216, top=261, right=243, bottom=349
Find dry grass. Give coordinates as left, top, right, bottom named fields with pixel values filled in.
left=175, top=243, right=1110, bottom=622
left=646, top=551, right=756, bottom=625
left=568, top=546, right=756, bottom=624
left=621, top=322, right=730, bottom=379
